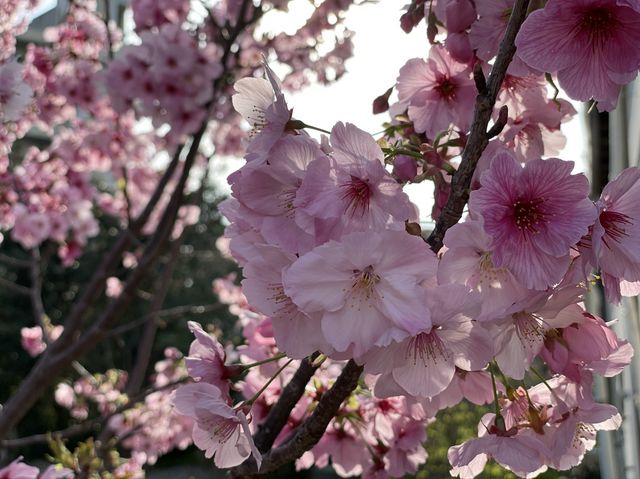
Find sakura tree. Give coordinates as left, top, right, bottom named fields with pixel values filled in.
left=1, top=0, right=640, bottom=478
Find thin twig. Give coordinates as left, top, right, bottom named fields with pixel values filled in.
left=252, top=353, right=320, bottom=453
left=30, top=249, right=49, bottom=344
left=228, top=360, right=363, bottom=478
left=105, top=303, right=225, bottom=338
left=0, top=377, right=188, bottom=449
left=426, top=0, right=531, bottom=253
left=0, top=253, right=30, bottom=268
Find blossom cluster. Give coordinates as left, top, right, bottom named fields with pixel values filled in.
left=172, top=281, right=432, bottom=478
left=208, top=42, right=639, bottom=474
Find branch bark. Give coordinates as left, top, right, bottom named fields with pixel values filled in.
left=0, top=130, right=202, bottom=441
left=426, top=0, right=531, bottom=253
left=252, top=352, right=320, bottom=453
left=228, top=360, right=363, bottom=478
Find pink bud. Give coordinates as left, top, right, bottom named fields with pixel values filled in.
left=393, top=155, right=418, bottom=181
left=446, top=32, right=474, bottom=64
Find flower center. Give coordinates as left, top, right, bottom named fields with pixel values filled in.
left=580, top=6, right=617, bottom=43
left=436, top=77, right=456, bottom=101
left=600, top=209, right=632, bottom=248
left=513, top=198, right=546, bottom=234
left=514, top=312, right=545, bottom=348
left=406, top=331, right=451, bottom=366
left=212, top=417, right=238, bottom=441
left=341, top=175, right=372, bottom=217
left=352, top=265, right=380, bottom=293
left=278, top=187, right=298, bottom=218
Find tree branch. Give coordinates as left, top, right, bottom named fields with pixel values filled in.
left=0, top=253, right=30, bottom=268
left=0, top=276, right=30, bottom=296
left=252, top=352, right=321, bottom=453
left=426, top=0, right=531, bottom=253
left=105, top=303, right=225, bottom=338
left=228, top=360, right=363, bottom=478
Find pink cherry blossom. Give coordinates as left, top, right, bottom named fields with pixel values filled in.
left=241, top=244, right=333, bottom=359
left=232, top=63, right=292, bottom=163
left=397, top=46, right=475, bottom=138
left=173, top=382, right=261, bottom=469
left=232, top=135, right=328, bottom=254
left=515, top=0, right=640, bottom=111
left=105, top=277, right=123, bottom=298
left=438, top=219, right=530, bottom=322
left=296, top=122, right=415, bottom=236
left=470, top=153, right=596, bottom=290
left=585, top=168, right=640, bottom=298
left=20, top=325, right=63, bottom=357
left=361, top=284, right=492, bottom=398
left=283, top=230, right=437, bottom=357
left=185, top=321, right=236, bottom=396
left=491, top=288, right=585, bottom=380
left=448, top=413, right=550, bottom=478
left=0, top=59, right=33, bottom=122
left=528, top=374, right=622, bottom=471
left=0, top=457, right=40, bottom=479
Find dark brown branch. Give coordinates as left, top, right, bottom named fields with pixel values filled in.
left=0, top=276, right=30, bottom=296
left=252, top=352, right=321, bottom=453
left=30, top=249, right=48, bottom=342
left=0, top=253, right=30, bottom=268
left=426, top=0, right=531, bottom=253
left=126, top=238, right=183, bottom=395
left=105, top=303, right=225, bottom=338
left=487, top=105, right=509, bottom=139
left=228, top=360, right=363, bottom=478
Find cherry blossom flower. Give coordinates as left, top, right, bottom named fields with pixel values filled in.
left=438, top=219, right=530, bottom=322
left=528, top=374, right=622, bottom=471
left=231, top=135, right=329, bottom=254
left=241, top=244, right=333, bottom=359
left=185, top=321, right=236, bottom=396
left=20, top=325, right=63, bottom=357
left=448, top=413, right=550, bottom=478
left=173, top=382, right=261, bottom=469
left=0, top=457, right=40, bottom=479
left=584, top=167, right=640, bottom=300
left=361, top=284, right=492, bottom=398
left=515, top=0, right=640, bottom=111
left=283, top=230, right=437, bottom=357
left=232, top=63, right=292, bottom=163
left=491, top=287, right=585, bottom=380
left=0, top=60, right=33, bottom=122
left=470, top=153, right=596, bottom=290
left=296, top=122, right=415, bottom=236
left=396, top=46, right=475, bottom=138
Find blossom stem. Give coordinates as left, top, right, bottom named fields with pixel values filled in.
left=529, top=366, right=554, bottom=393
left=244, top=358, right=294, bottom=406
left=241, top=353, right=288, bottom=369
left=489, top=362, right=502, bottom=420
left=296, top=121, right=331, bottom=134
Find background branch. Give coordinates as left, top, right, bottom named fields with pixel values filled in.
left=228, top=360, right=363, bottom=478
